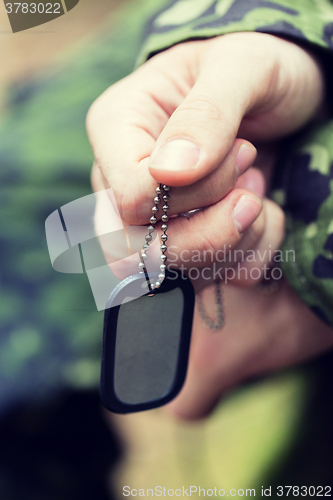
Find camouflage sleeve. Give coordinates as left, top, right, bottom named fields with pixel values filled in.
left=136, top=0, right=333, bottom=326
left=136, top=0, right=333, bottom=66
left=271, top=121, right=333, bottom=326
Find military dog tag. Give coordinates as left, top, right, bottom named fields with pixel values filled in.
left=100, top=269, right=194, bottom=413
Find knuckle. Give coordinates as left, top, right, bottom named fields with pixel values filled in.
left=175, top=97, right=223, bottom=125
left=200, top=232, right=218, bottom=255
left=86, top=96, right=110, bottom=140
left=191, top=224, right=221, bottom=259
left=116, top=187, right=140, bottom=226
left=116, top=184, right=152, bottom=227
left=86, top=84, right=122, bottom=130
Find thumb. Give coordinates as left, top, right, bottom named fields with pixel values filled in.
left=148, top=55, right=245, bottom=187
left=148, top=33, right=323, bottom=187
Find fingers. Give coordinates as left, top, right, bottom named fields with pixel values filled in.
left=148, top=33, right=324, bottom=187
left=146, top=138, right=256, bottom=224
left=89, top=109, right=256, bottom=226
left=189, top=198, right=284, bottom=290
left=165, top=189, right=262, bottom=263
left=92, top=159, right=266, bottom=284
left=93, top=164, right=270, bottom=290
left=101, top=187, right=262, bottom=281
left=230, top=199, right=285, bottom=287
left=86, top=57, right=187, bottom=223
left=88, top=32, right=323, bottom=225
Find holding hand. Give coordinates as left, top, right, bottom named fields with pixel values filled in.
left=88, top=32, right=324, bottom=279
left=88, top=31, right=323, bottom=206
left=87, top=32, right=332, bottom=420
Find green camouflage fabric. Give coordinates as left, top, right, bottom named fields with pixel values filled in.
left=272, top=122, right=333, bottom=326
left=137, top=0, right=333, bottom=326
left=137, top=0, right=333, bottom=65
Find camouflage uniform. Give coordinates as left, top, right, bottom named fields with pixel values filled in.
left=137, top=0, right=333, bottom=326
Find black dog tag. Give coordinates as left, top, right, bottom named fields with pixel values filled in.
left=100, top=269, right=194, bottom=413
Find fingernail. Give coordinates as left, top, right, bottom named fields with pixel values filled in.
left=233, top=195, right=262, bottom=233
left=149, top=139, right=200, bottom=171
left=235, top=144, right=257, bottom=178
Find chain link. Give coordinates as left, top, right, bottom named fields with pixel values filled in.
left=139, top=184, right=170, bottom=291
left=139, top=185, right=225, bottom=330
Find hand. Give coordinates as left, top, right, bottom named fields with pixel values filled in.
left=87, top=32, right=324, bottom=276
left=88, top=31, right=323, bottom=212
left=86, top=31, right=331, bottom=420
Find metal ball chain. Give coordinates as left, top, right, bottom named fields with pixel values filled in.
left=139, top=183, right=170, bottom=291
left=139, top=183, right=224, bottom=330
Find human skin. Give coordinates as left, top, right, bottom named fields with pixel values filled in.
left=87, top=32, right=333, bottom=420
